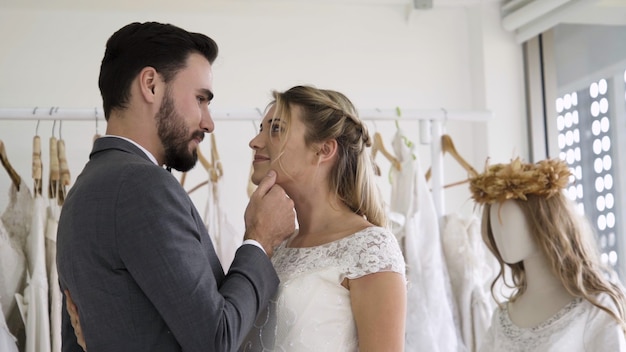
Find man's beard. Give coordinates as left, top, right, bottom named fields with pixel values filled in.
left=156, top=90, right=202, bottom=172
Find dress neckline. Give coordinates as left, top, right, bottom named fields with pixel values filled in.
left=503, top=297, right=584, bottom=332
left=283, top=226, right=379, bottom=250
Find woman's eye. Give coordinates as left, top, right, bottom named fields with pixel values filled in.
left=270, top=124, right=282, bottom=134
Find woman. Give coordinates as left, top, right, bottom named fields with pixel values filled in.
left=240, top=85, right=406, bottom=351
left=469, top=158, right=626, bottom=351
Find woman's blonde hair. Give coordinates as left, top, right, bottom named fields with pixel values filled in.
left=268, top=85, right=386, bottom=227
left=481, top=194, right=626, bottom=331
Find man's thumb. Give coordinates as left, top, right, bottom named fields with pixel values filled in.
left=255, top=170, right=276, bottom=196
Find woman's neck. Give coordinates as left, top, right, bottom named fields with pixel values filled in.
left=289, top=191, right=370, bottom=248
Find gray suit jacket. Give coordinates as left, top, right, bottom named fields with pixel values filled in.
left=57, top=137, right=279, bottom=352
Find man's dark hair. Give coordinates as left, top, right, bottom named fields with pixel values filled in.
left=98, top=22, right=218, bottom=120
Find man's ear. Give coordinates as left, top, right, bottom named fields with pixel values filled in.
left=317, top=139, right=338, bottom=162
left=138, top=67, right=159, bottom=102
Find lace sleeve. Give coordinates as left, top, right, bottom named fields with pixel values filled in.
left=341, top=227, right=406, bottom=280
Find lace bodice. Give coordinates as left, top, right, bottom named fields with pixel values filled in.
left=480, top=295, right=626, bottom=351
left=240, top=226, right=405, bottom=352
left=271, top=226, right=405, bottom=282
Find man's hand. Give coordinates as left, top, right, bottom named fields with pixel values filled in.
left=244, top=170, right=295, bottom=256
left=65, top=290, right=87, bottom=351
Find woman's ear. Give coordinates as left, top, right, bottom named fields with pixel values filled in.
left=138, top=67, right=159, bottom=103
left=316, top=139, right=338, bottom=162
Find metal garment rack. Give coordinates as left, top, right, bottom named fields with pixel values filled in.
left=0, top=107, right=493, bottom=218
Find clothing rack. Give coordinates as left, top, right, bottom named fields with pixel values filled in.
left=0, top=107, right=492, bottom=218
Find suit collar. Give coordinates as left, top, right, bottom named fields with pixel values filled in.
left=91, top=136, right=158, bottom=165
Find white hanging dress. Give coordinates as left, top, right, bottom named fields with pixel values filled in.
left=1, top=180, right=32, bottom=349
left=388, top=128, right=464, bottom=352
left=15, top=193, right=51, bottom=352
left=203, top=174, right=241, bottom=272
left=0, top=308, right=18, bottom=352
left=441, top=213, right=499, bottom=351
left=45, top=200, right=62, bottom=352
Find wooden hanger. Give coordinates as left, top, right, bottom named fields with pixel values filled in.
left=186, top=148, right=211, bottom=195
left=425, top=134, right=478, bottom=187
left=187, top=134, right=226, bottom=195
left=370, top=154, right=381, bottom=176
left=371, top=132, right=401, bottom=172
left=33, top=134, right=43, bottom=196
left=0, top=140, right=22, bottom=190
left=57, top=136, right=71, bottom=205
left=48, top=135, right=60, bottom=199
left=197, top=147, right=211, bottom=171
left=179, top=172, right=188, bottom=187
left=209, top=133, right=223, bottom=183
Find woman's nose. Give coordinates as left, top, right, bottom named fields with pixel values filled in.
left=249, top=133, right=262, bottom=150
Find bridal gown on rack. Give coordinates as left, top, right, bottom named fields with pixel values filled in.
left=441, top=214, right=498, bottom=352
left=1, top=180, right=32, bottom=350
left=45, top=200, right=62, bottom=352
left=0, top=311, right=18, bottom=352
left=15, top=192, right=51, bottom=352
left=388, top=128, right=464, bottom=352
left=202, top=170, right=240, bottom=272
left=240, top=226, right=405, bottom=352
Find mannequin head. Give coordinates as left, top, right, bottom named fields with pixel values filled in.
left=487, top=199, right=538, bottom=264
left=472, top=158, right=626, bottom=330
left=481, top=193, right=602, bottom=300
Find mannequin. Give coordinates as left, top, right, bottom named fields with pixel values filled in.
left=488, top=199, right=575, bottom=329
left=469, top=158, right=626, bottom=351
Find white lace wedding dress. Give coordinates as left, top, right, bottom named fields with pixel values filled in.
left=240, top=226, right=405, bottom=352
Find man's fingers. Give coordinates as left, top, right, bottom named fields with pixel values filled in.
left=65, top=290, right=77, bottom=315
left=252, top=170, right=276, bottom=198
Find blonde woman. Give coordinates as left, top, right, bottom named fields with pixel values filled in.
left=240, top=85, right=407, bottom=352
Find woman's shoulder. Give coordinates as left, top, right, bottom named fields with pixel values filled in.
left=350, top=226, right=397, bottom=244
left=342, top=226, right=406, bottom=279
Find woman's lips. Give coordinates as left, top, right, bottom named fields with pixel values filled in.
left=253, top=155, right=270, bottom=163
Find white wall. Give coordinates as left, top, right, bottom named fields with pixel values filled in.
left=0, top=1, right=527, bottom=236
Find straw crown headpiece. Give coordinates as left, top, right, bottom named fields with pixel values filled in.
left=469, top=157, right=572, bottom=204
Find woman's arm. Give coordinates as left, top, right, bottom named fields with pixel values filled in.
left=349, top=271, right=407, bottom=352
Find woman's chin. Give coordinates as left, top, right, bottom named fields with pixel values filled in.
left=250, top=173, right=262, bottom=186
left=251, top=169, right=283, bottom=186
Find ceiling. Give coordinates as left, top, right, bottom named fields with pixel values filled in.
left=501, top=0, right=626, bottom=43
left=1, top=0, right=622, bottom=34
left=564, top=0, right=626, bottom=25
left=0, top=0, right=502, bottom=11
left=502, top=0, right=626, bottom=26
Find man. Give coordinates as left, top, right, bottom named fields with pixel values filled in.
left=56, top=21, right=295, bottom=352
